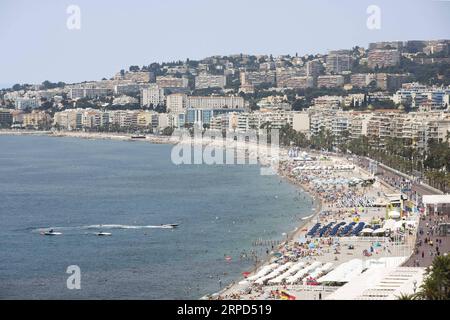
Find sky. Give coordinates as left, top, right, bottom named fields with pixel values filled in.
left=0, top=0, right=449, bottom=87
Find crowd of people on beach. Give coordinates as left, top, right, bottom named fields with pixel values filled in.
left=212, top=153, right=420, bottom=301
left=280, top=160, right=378, bottom=210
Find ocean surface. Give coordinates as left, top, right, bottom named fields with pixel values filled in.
left=0, top=135, right=312, bottom=299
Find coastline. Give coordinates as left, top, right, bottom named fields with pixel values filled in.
left=0, top=129, right=178, bottom=144
left=0, top=129, right=414, bottom=300
left=1, top=129, right=322, bottom=297
left=211, top=161, right=325, bottom=299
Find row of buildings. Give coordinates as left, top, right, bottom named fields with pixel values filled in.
left=53, top=109, right=171, bottom=131
left=205, top=108, right=450, bottom=151
left=0, top=109, right=52, bottom=129
left=238, top=68, right=410, bottom=91
left=2, top=106, right=449, bottom=152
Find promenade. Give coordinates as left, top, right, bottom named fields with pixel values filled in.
left=356, top=156, right=449, bottom=268
left=404, top=212, right=449, bottom=267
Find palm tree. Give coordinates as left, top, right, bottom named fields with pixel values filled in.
left=396, top=293, right=418, bottom=300
left=416, top=255, right=450, bottom=300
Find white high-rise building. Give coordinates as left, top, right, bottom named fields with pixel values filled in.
left=141, top=85, right=165, bottom=107
left=186, top=96, right=245, bottom=109
left=166, top=93, right=187, bottom=114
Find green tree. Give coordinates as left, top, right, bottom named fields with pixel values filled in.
left=417, top=255, right=450, bottom=300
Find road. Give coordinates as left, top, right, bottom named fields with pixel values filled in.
left=353, top=156, right=448, bottom=267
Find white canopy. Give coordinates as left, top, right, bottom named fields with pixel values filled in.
left=423, top=195, right=450, bottom=205
left=247, top=263, right=278, bottom=281
left=383, top=219, right=397, bottom=230
left=317, top=259, right=363, bottom=283
left=286, top=261, right=322, bottom=284
left=361, top=228, right=374, bottom=233
left=255, top=262, right=294, bottom=284
left=388, top=210, right=401, bottom=219
left=372, top=228, right=386, bottom=234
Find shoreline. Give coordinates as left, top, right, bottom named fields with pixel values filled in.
left=0, top=129, right=414, bottom=300
left=1, top=129, right=322, bottom=298
left=0, top=129, right=178, bottom=144
left=211, top=161, right=325, bottom=299
left=211, top=151, right=416, bottom=300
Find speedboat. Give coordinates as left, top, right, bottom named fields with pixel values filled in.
left=96, top=232, right=112, bottom=236
left=42, top=230, right=62, bottom=236
left=161, top=224, right=179, bottom=228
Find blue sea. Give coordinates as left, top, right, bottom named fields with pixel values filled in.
left=0, top=135, right=312, bottom=299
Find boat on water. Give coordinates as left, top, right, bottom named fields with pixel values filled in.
left=41, top=229, right=62, bottom=236
left=96, top=232, right=112, bottom=236
left=161, top=224, right=179, bottom=229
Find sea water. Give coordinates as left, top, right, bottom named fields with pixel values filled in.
left=0, top=135, right=312, bottom=299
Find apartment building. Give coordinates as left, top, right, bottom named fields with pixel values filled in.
left=312, top=95, right=344, bottom=108
left=186, top=96, right=245, bottom=109
left=305, top=59, right=324, bottom=77
left=344, top=94, right=365, bottom=108
left=110, top=110, right=139, bottom=128
left=166, top=93, right=187, bottom=114
left=114, top=83, right=145, bottom=95
left=0, top=109, right=13, bottom=126
left=350, top=113, right=370, bottom=139
left=15, top=98, right=40, bottom=110
left=155, top=76, right=189, bottom=89
left=351, top=73, right=376, bottom=88
left=69, top=88, right=111, bottom=100
left=368, top=49, right=401, bottom=69
left=279, top=76, right=314, bottom=89
left=326, top=50, right=352, bottom=74
left=276, top=67, right=305, bottom=87
left=374, top=73, right=411, bottom=91
left=22, top=111, right=51, bottom=129
left=185, top=108, right=245, bottom=128
left=141, top=85, right=165, bottom=107
left=317, top=75, right=345, bottom=88
left=393, top=84, right=450, bottom=110
left=240, top=70, right=276, bottom=86
left=195, top=74, right=227, bottom=89
left=53, top=109, right=83, bottom=129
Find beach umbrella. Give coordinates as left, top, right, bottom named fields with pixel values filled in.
left=372, top=228, right=386, bottom=234
left=361, top=228, right=373, bottom=234
left=388, top=211, right=401, bottom=219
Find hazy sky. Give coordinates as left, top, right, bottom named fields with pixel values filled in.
left=0, top=0, right=449, bottom=87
